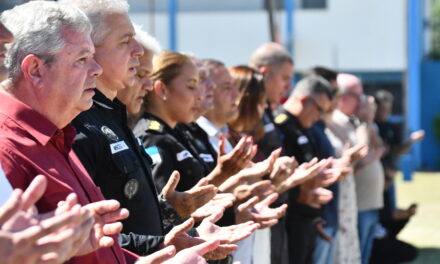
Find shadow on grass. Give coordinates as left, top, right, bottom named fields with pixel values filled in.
left=404, top=248, right=440, bottom=264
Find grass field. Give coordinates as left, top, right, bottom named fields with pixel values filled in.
left=395, top=172, right=440, bottom=263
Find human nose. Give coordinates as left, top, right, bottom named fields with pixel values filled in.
left=132, top=39, right=144, bottom=58
left=90, top=58, right=103, bottom=77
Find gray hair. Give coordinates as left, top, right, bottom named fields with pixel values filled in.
left=249, top=42, right=293, bottom=69
left=291, top=75, right=333, bottom=100
left=60, top=0, right=129, bottom=44
left=374, top=89, right=394, bottom=105
left=1, top=1, right=92, bottom=80
left=133, top=24, right=162, bottom=55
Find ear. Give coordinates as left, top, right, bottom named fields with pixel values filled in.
left=21, top=54, right=45, bottom=87
left=153, top=80, right=168, bottom=99
left=299, top=95, right=309, bottom=104
left=259, top=65, right=269, bottom=75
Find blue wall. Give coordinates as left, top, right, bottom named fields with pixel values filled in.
left=420, top=61, right=440, bottom=170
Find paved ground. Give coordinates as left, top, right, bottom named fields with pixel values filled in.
left=395, top=172, right=440, bottom=263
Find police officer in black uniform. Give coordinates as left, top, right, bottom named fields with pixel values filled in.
left=274, top=75, right=333, bottom=264
left=176, top=122, right=218, bottom=174
left=73, top=89, right=168, bottom=256
left=134, top=113, right=208, bottom=192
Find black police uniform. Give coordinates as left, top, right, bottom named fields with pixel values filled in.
left=275, top=110, right=320, bottom=264
left=133, top=113, right=207, bottom=192
left=256, top=107, right=290, bottom=264
left=175, top=122, right=236, bottom=228
left=175, top=122, right=218, bottom=174
left=72, top=90, right=165, bottom=255
left=258, top=108, right=285, bottom=158
left=134, top=115, right=234, bottom=264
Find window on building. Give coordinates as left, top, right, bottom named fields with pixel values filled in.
left=301, top=0, right=327, bottom=9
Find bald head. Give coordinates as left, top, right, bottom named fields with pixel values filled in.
left=249, top=42, right=293, bottom=69
left=337, top=73, right=363, bottom=95
left=336, top=73, right=363, bottom=116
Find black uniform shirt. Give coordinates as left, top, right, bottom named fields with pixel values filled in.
left=257, top=108, right=285, bottom=158
left=133, top=113, right=207, bottom=192
left=72, top=90, right=164, bottom=253
left=275, top=110, right=320, bottom=217
left=175, top=122, right=218, bottom=174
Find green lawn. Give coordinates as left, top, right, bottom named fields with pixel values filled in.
left=395, top=172, right=440, bottom=263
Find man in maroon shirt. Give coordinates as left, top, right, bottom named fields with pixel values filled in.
left=0, top=2, right=135, bottom=263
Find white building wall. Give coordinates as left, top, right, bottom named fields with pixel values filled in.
left=130, top=0, right=406, bottom=72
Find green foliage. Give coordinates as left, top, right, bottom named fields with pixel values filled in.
left=430, top=0, right=440, bottom=60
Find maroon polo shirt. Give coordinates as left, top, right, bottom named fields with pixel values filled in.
left=0, top=92, right=135, bottom=263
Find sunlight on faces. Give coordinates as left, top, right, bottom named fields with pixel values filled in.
left=93, top=13, right=143, bottom=92
left=211, top=66, right=239, bottom=124
left=193, top=66, right=216, bottom=119
left=164, top=61, right=201, bottom=124
left=39, top=28, right=102, bottom=117
left=302, top=93, right=331, bottom=128
left=118, top=48, right=154, bottom=114
left=264, top=61, right=293, bottom=105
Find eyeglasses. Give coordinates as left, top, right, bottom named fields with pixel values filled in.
left=308, top=97, right=326, bottom=114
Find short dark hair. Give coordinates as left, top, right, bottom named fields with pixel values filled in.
left=374, top=89, right=394, bottom=106
left=292, top=75, right=334, bottom=100
left=304, top=66, right=338, bottom=83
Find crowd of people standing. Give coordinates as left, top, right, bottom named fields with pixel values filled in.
left=0, top=1, right=425, bottom=263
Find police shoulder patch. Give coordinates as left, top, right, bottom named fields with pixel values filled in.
left=149, top=120, right=162, bottom=130
left=275, top=113, right=288, bottom=124
left=145, top=146, right=162, bottom=165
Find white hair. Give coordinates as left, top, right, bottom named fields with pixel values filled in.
left=60, top=0, right=129, bottom=44
left=1, top=1, right=92, bottom=80
left=133, top=24, right=162, bottom=55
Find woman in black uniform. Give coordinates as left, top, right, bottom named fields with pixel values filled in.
left=133, top=51, right=206, bottom=192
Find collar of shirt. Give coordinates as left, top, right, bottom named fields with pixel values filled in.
left=196, top=116, right=219, bottom=138
left=93, top=89, right=127, bottom=113
left=332, top=109, right=351, bottom=124
left=196, top=116, right=233, bottom=153
left=0, top=92, right=68, bottom=147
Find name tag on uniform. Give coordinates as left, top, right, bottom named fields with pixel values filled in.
left=110, top=141, right=129, bottom=154
left=297, top=135, right=309, bottom=145
left=264, top=123, right=275, bottom=132
left=176, top=150, right=193, bottom=162
left=199, top=153, right=214, bottom=162
left=145, top=146, right=162, bottom=165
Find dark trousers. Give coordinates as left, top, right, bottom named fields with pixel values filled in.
left=271, top=217, right=289, bottom=264
left=369, top=219, right=418, bottom=264
left=286, top=214, right=317, bottom=264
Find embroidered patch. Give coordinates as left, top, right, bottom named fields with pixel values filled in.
left=145, top=146, right=162, bottom=165
left=264, top=122, right=275, bottom=132
left=275, top=113, right=288, bottom=124
left=148, top=120, right=161, bottom=131
left=124, top=179, right=139, bottom=199
left=297, top=135, right=309, bottom=145
left=101, top=126, right=118, bottom=141
left=110, top=141, right=129, bottom=154
left=199, top=153, right=214, bottom=162
left=176, top=150, right=193, bottom=162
